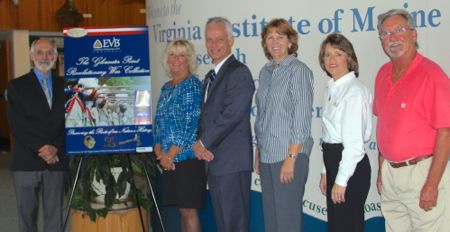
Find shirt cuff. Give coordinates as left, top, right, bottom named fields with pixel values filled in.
left=199, top=139, right=206, bottom=149
left=334, top=172, right=349, bottom=187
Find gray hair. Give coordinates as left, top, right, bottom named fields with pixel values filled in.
left=206, top=17, right=233, bottom=38
left=377, top=9, right=418, bottom=48
left=377, top=9, right=415, bottom=32
left=30, top=38, right=58, bottom=55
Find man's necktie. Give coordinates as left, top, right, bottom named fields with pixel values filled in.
left=41, top=77, right=52, bottom=108
left=208, top=70, right=216, bottom=91
left=210, top=70, right=216, bottom=82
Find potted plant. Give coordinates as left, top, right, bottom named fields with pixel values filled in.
left=68, top=152, right=156, bottom=230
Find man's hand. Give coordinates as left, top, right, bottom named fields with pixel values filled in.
left=377, top=171, right=382, bottom=194
left=193, top=140, right=214, bottom=161
left=38, top=144, right=59, bottom=164
left=201, top=150, right=214, bottom=161
left=419, top=181, right=438, bottom=211
left=418, top=128, right=450, bottom=211
left=193, top=140, right=205, bottom=159
left=377, top=153, right=384, bottom=194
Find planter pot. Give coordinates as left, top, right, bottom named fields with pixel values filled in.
left=71, top=208, right=149, bottom=232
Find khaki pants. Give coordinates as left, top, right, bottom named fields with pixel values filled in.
left=381, top=158, right=450, bottom=232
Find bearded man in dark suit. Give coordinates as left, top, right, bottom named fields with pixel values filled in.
left=7, top=38, right=67, bottom=232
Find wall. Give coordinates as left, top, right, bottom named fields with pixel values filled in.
left=146, top=0, right=449, bottom=231
left=0, top=0, right=146, bottom=31
left=0, top=30, right=30, bottom=80
left=10, top=30, right=30, bottom=78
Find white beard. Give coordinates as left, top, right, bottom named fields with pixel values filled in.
left=34, top=59, right=55, bottom=72
left=386, top=41, right=405, bottom=59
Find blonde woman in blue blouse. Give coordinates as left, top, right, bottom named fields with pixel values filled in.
left=318, top=33, right=372, bottom=232
left=255, top=18, right=314, bottom=232
left=153, top=39, right=205, bottom=232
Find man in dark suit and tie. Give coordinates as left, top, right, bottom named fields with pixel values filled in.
left=193, top=17, right=255, bottom=232
left=6, top=38, right=67, bottom=232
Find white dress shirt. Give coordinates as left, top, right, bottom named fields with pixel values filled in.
left=321, top=71, right=373, bottom=186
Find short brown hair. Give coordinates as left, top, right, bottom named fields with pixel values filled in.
left=318, top=33, right=359, bottom=77
left=261, top=18, right=298, bottom=60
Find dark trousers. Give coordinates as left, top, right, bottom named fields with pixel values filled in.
left=12, top=170, right=66, bottom=232
left=208, top=171, right=251, bottom=232
left=322, top=143, right=371, bottom=232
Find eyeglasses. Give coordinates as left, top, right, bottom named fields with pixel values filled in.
left=379, top=26, right=413, bottom=39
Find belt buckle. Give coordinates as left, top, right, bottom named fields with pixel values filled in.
left=405, top=159, right=412, bottom=166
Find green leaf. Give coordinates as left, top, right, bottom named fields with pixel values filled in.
left=68, top=153, right=158, bottom=222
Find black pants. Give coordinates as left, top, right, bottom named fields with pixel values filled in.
left=322, top=143, right=371, bottom=232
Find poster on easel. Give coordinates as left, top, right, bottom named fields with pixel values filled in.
left=63, top=26, right=152, bottom=155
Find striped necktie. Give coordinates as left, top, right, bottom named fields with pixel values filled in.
left=208, top=69, right=216, bottom=90
left=41, top=77, right=52, bottom=108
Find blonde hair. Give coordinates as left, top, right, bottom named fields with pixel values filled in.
left=162, top=39, right=198, bottom=76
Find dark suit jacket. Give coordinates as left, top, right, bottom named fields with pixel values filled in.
left=6, top=71, right=68, bottom=171
left=199, top=55, right=255, bottom=176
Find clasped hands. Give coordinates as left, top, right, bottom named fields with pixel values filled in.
left=192, top=140, right=214, bottom=162
left=38, top=144, right=59, bottom=164
left=155, top=151, right=176, bottom=171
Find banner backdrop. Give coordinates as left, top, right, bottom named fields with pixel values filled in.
left=146, top=1, right=449, bottom=231
left=64, top=27, right=153, bottom=155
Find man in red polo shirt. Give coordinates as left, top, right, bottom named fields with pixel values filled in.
left=373, top=9, right=450, bottom=232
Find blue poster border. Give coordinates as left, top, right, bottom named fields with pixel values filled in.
left=63, top=26, right=153, bottom=155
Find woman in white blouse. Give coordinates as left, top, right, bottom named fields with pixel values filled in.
left=318, top=33, right=372, bottom=232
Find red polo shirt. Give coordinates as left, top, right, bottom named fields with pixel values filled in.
left=373, top=53, right=450, bottom=162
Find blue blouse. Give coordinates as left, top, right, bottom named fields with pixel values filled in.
left=153, top=75, right=202, bottom=163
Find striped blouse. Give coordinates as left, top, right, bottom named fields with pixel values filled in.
left=255, top=55, right=314, bottom=163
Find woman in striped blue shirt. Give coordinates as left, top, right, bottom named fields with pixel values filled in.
left=255, top=18, right=314, bottom=232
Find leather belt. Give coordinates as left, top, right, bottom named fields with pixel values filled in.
left=389, top=154, right=433, bottom=168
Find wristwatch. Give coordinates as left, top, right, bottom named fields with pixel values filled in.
left=287, top=152, right=298, bottom=159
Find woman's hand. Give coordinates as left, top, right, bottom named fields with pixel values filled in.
left=331, top=184, right=346, bottom=204
left=280, top=157, right=296, bottom=183
left=154, top=144, right=163, bottom=160
left=159, top=155, right=176, bottom=171
left=155, top=144, right=179, bottom=171
left=319, top=174, right=327, bottom=196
